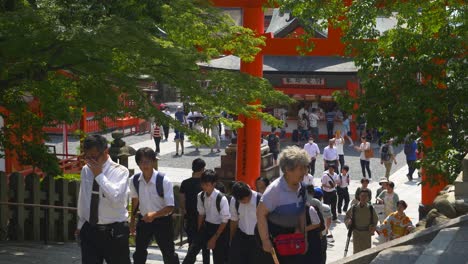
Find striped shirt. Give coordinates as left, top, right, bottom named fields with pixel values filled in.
left=153, top=124, right=161, bottom=138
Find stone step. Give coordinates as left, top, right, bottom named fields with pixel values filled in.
left=414, top=227, right=460, bottom=264
left=454, top=172, right=468, bottom=196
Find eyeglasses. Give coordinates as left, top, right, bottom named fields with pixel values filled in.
left=84, top=151, right=104, bottom=161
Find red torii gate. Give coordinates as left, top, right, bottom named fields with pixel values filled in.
left=211, top=0, right=445, bottom=206
left=211, top=0, right=348, bottom=189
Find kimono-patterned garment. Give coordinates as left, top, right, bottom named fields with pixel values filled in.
left=378, top=211, right=414, bottom=241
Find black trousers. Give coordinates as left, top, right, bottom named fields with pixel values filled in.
left=337, top=187, right=350, bottom=213
left=185, top=217, right=210, bottom=264
left=133, top=215, right=179, bottom=264
left=80, top=221, right=131, bottom=264
left=407, top=159, right=416, bottom=178
left=320, top=235, right=327, bottom=264
left=154, top=137, right=161, bottom=153
left=323, top=190, right=337, bottom=220
left=326, top=122, right=334, bottom=139
left=182, top=222, right=228, bottom=264
left=228, top=229, right=264, bottom=264
left=162, top=125, right=170, bottom=140
left=360, top=159, right=371, bottom=178
left=304, top=231, right=323, bottom=264
left=309, top=159, right=316, bottom=176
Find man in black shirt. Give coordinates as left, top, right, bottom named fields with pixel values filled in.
left=179, top=158, right=210, bottom=264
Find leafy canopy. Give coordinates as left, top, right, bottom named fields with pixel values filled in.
left=0, top=0, right=292, bottom=175
left=272, top=0, right=467, bottom=183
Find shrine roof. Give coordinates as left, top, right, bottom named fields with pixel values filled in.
left=266, top=9, right=327, bottom=38
left=265, top=9, right=397, bottom=37
left=200, top=55, right=357, bottom=73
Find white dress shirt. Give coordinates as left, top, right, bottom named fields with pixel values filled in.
left=77, top=157, right=129, bottom=229
left=302, top=174, right=318, bottom=186
left=197, top=188, right=230, bottom=224
left=323, top=146, right=338, bottom=161
left=321, top=171, right=339, bottom=192
left=338, top=173, right=350, bottom=188
left=229, top=191, right=259, bottom=235
left=129, top=170, right=175, bottom=216
left=304, top=142, right=320, bottom=159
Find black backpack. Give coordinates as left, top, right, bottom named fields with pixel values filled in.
left=306, top=205, right=326, bottom=233
left=132, top=172, right=165, bottom=198
left=234, top=193, right=262, bottom=215
left=381, top=144, right=390, bottom=161
left=200, top=191, right=226, bottom=213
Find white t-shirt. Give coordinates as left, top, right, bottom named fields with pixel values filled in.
left=335, top=138, right=344, bottom=155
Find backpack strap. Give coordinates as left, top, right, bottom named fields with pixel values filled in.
left=235, top=192, right=262, bottom=215
left=299, top=182, right=307, bottom=204
left=216, top=193, right=224, bottom=213
left=155, top=172, right=165, bottom=198
left=132, top=173, right=141, bottom=195
left=306, top=205, right=312, bottom=226
left=351, top=204, right=357, bottom=230
left=256, top=193, right=262, bottom=206
left=314, top=205, right=326, bottom=232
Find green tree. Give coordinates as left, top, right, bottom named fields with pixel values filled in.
left=0, top=0, right=291, bottom=174
left=272, top=0, right=467, bottom=183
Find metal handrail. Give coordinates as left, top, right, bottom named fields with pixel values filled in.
left=0, top=201, right=77, bottom=210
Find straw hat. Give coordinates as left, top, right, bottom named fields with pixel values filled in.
left=378, top=177, right=389, bottom=185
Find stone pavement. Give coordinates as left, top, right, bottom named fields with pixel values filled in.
left=0, top=130, right=422, bottom=263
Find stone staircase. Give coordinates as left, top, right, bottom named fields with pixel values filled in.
left=333, top=154, right=468, bottom=264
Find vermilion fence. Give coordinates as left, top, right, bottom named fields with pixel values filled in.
left=43, top=116, right=145, bottom=135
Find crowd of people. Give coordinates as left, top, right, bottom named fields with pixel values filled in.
left=76, top=134, right=418, bottom=264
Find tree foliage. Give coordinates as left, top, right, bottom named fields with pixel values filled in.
left=273, top=0, right=467, bottom=183
left=0, top=0, right=291, bottom=174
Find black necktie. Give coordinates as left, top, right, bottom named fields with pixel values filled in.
left=89, top=179, right=100, bottom=225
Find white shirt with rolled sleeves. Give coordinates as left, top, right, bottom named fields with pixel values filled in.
left=321, top=171, right=339, bottom=192
left=229, top=191, right=259, bottom=235
left=77, top=157, right=129, bottom=229
left=323, top=146, right=338, bottom=161
left=197, top=189, right=230, bottom=224
left=304, top=142, right=320, bottom=159
left=129, top=170, right=175, bottom=216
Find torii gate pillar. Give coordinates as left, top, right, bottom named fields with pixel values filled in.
left=236, top=6, right=264, bottom=188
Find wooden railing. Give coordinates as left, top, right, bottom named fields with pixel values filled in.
left=0, top=172, right=185, bottom=244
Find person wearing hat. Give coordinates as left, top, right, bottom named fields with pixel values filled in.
left=354, top=178, right=372, bottom=205
left=376, top=177, right=389, bottom=199
left=376, top=181, right=399, bottom=217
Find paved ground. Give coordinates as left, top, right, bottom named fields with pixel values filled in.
left=46, top=128, right=409, bottom=184
left=0, top=129, right=420, bottom=263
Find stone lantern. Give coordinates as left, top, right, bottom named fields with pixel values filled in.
left=109, top=132, right=136, bottom=169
